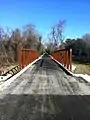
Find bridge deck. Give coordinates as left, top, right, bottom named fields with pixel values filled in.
left=0, top=54, right=90, bottom=119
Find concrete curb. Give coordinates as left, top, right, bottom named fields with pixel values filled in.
left=50, top=55, right=90, bottom=82
left=50, top=55, right=73, bottom=76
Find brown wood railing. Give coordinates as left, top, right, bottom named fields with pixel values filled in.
left=52, top=49, right=72, bottom=71
left=18, top=48, right=39, bottom=69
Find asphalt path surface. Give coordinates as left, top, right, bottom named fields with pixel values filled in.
left=0, top=54, right=90, bottom=120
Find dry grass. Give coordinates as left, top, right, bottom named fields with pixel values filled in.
left=73, top=62, right=90, bottom=75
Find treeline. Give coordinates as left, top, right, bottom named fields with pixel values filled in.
left=63, top=34, right=90, bottom=62
left=45, top=20, right=90, bottom=59
left=0, top=24, right=44, bottom=65
left=65, top=35, right=90, bottom=57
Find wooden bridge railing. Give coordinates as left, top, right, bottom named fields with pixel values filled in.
left=2, top=65, right=21, bottom=80
left=18, top=48, right=39, bottom=69
left=52, top=49, right=72, bottom=71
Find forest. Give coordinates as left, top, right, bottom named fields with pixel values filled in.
left=0, top=24, right=44, bottom=65
left=0, top=21, right=90, bottom=75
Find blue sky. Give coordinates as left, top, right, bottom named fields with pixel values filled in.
left=0, top=0, right=90, bottom=40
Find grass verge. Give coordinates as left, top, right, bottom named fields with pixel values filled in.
left=73, top=61, right=90, bottom=75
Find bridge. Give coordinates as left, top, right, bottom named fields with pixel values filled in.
left=0, top=49, right=90, bottom=119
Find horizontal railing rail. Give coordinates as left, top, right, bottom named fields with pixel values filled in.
left=2, top=65, right=21, bottom=77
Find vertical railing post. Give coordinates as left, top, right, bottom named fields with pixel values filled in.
left=61, top=51, right=64, bottom=65
left=18, top=44, right=22, bottom=69
left=64, top=51, right=67, bottom=67
left=66, top=50, right=69, bottom=69
left=22, top=50, right=25, bottom=69
left=70, top=49, right=72, bottom=71
left=23, top=50, right=26, bottom=68
left=63, top=51, right=66, bottom=67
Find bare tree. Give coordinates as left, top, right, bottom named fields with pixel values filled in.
left=22, top=24, right=39, bottom=49
left=0, top=24, right=44, bottom=65
left=47, top=20, right=66, bottom=51
left=10, top=28, right=22, bottom=61
left=0, top=27, right=10, bottom=64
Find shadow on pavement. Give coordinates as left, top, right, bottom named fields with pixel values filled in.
left=0, top=95, right=90, bottom=120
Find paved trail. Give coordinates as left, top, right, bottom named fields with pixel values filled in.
left=0, top=54, right=90, bottom=120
